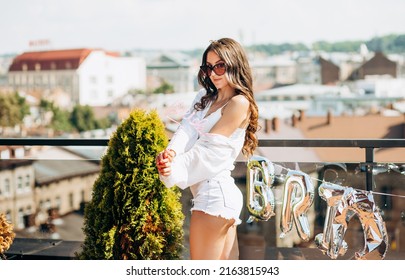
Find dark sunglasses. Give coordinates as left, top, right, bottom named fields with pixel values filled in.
left=200, top=62, right=227, bottom=76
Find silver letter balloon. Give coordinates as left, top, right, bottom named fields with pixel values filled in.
left=279, top=170, right=315, bottom=241
left=246, top=155, right=276, bottom=223
left=314, top=182, right=388, bottom=259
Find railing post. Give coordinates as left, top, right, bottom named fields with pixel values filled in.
left=365, top=147, right=374, bottom=192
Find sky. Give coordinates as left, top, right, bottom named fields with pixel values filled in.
left=1, top=0, right=405, bottom=55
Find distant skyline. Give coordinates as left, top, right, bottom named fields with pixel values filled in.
left=1, top=0, right=405, bottom=54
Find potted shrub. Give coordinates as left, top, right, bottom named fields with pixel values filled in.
left=0, top=213, right=15, bottom=260
left=78, top=109, right=184, bottom=259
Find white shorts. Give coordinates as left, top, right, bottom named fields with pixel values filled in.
left=189, top=177, right=243, bottom=225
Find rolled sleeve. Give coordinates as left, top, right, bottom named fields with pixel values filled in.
left=166, top=89, right=206, bottom=155
left=160, top=133, right=236, bottom=189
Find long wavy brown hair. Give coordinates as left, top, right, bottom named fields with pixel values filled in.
left=196, top=38, right=259, bottom=157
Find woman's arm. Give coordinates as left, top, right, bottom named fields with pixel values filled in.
left=209, top=94, right=250, bottom=136
left=159, top=95, right=250, bottom=189
left=165, top=89, right=206, bottom=154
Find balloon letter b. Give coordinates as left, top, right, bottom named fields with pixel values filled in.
left=246, top=155, right=276, bottom=223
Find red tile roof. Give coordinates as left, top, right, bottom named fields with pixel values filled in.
left=296, top=114, right=405, bottom=162
left=8, top=48, right=119, bottom=72
left=257, top=113, right=405, bottom=163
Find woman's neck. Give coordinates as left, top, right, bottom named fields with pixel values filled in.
left=216, top=88, right=235, bottom=102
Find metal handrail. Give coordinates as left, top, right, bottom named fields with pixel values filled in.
left=258, top=139, right=405, bottom=191
left=0, top=138, right=109, bottom=146
left=2, top=137, right=405, bottom=191
left=2, top=138, right=405, bottom=148
left=258, top=138, right=405, bottom=148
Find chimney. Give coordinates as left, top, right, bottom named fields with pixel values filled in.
left=264, top=118, right=271, bottom=133
left=298, top=110, right=305, bottom=121
left=403, top=113, right=405, bottom=138
left=326, top=109, right=333, bottom=125
left=272, top=117, right=279, bottom=132
left=291, top=114, right=298, bottom=127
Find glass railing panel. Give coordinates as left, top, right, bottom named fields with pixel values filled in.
left=1, top=141, right=405, bottom=260
left=228, top=160, right=405, bottom=260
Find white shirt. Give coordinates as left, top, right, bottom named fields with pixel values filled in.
left=160, top=89, right=245, bottom=189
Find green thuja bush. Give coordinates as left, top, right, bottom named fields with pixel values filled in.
left=78, top=109, right=184, bottom=259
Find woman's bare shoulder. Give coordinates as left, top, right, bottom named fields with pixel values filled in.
left=227, top=94, right=250, bottom=111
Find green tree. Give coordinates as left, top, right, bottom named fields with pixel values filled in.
left=69, top=104, right=112, bottom=132
left=16, top=93, right=30, bottom=119
left=78, top=109, right=184, bottom=259
left=69, top=104, right=97, bottom=132
left=39, top=99, right=72, bottom=133
left=153, top=80, right=175, bottom=94
left=0, top=92, right=29, bottom=127
left=51, top=107, right=72, bottom=133
left=312, top=40, right=363, bottom=52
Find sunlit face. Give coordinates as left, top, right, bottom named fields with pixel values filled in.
left=206, top=51, right=230, bottom=92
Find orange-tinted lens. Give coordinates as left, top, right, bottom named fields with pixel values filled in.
left=200, top=63, right=226, bottom=76
left=200, top=65, right=211, bottom=76
left=212, top=63, right=226, bottom=76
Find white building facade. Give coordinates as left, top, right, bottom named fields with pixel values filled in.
left=7, top=48, right=146, bottom=107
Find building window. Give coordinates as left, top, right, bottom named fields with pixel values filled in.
left=25, top=174, right=30, bottom=190
left=43, top=75, right=48, bottom=84
left=4, top=178, right=10, bottom=196
left=51, top=62, right=56, bottom=70
left=22, top=64, right=28, bottom=71
left=5, top=210, right=12, bottom=223
left=69, top=193, right=74, bottom=208
left=45, top=199, right=51, bottom=210
left=50, top=75, right=56, bottom=85
left=34, top=76, right=42, bottom=86
left=13, top=147, right=24, bottom=158
left=64, top=76, right=72, bottom=86
left=107, top=90, right=114, bottom=97
left=107, top=76, right=113, bottom=83
left=56, top=196, right=61, bottom=210
left=18, top=208, right=24, bottom=228
left=90, top=76, right=97, bottom=83
left=66, top=62, right=72, bottom=69
left=35, top=63, right=41, bottom=71
left=16, top=176, right=23, bottom=192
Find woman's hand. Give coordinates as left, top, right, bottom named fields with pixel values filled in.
left=156, top=149, right=176, bottom=176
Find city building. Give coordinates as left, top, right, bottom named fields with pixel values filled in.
left=0, top=146, right=100, bottom=232
left=0, top=54, right=15, bottom=87
left=7, top=48, right=146, bottom=107
left=347, top=51, right=397, bottom=80
left=0, top=159, right=35, bottom=229
left=146, top=52, right=198, bottom=93
left=250, top=54, right=297, bottom=91
left=296, top=55, right=340, bottom=85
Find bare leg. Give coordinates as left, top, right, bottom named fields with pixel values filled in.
left=221, top=225, right=239, bottom=260
left=189, top=210, right=236, bottom=260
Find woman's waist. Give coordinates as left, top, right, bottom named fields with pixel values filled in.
left=190, top=170, right=234, bottom=193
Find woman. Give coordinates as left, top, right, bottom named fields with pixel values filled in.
left=156, top=38, right=259, bottom=260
